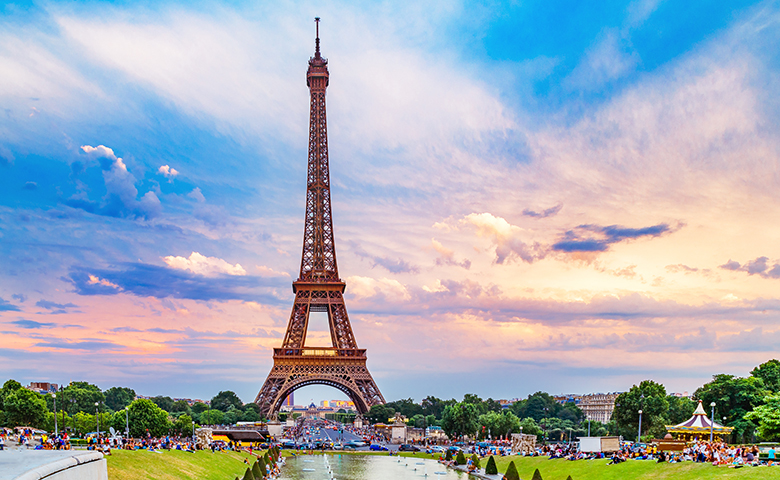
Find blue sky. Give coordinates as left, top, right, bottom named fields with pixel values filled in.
left=2, top=0, right=780, bottom=404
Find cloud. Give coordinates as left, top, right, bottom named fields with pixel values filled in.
left=64, top=145, right=161, bottom=219
left=719, top=257, right=780, bottom=279
left=35, top=300, right=78, bottom=310
left=158, top=164, right=179, bottom=180
left=430, top=239, right=470, bottom=269
left=462, top=213, right=546, bottom=264
left=66, top=263, right=280, bottom=301
left=0, top=297, right=21, bottom=312
left=9, top=319, right=82, bottom=329
left=552, top=223, right=675, bottom=252
left=522, top=204, right=562, bottom=219
left=11, top=294, right=27, bottom=303
left=349, top=242, right=419, bottom=274
left=23, top=181, right=37, bottom=190
left=35, top=340, right=125, bottom=351
left=163, top=251, right=246, bottom=276
left=564, top=28, right=639, bottom=91
left=666, top=264, right=698, bottom=273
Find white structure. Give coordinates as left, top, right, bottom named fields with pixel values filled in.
left=4, top=451, right=106, bottom=480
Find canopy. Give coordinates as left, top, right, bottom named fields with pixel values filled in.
left=665, top=400, right=733, bottom=439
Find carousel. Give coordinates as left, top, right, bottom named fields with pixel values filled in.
left=665, top=400, right=734, bottom=442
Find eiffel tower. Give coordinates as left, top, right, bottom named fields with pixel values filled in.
left=254, top=19, right=385, bottom=416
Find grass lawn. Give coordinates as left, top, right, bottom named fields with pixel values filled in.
left=491, top=455, right=780, bottom=480
left=106, top=449, right=260, bottom=480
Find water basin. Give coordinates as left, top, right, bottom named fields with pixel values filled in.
left=280, top=454, right=467, bottom=480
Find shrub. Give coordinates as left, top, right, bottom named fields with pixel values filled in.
left=471, top=454, right=480, bottom=469
left=455, top=450, right=467, bottom=465
left=485, top=455, right=498, bottom=475
left=566, top=476, right=573, bottom=480
left=445, top=449, right=453, bottom=461
left=252, top=461, right=263, bottom=479
left=242, top=467, right=255, bottom=480
left=531, top=467, right=543, bottom=480
left=505, top=461, right=520, bottom=480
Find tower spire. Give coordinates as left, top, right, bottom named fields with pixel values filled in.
left=314, top=17, right=321, bottom=59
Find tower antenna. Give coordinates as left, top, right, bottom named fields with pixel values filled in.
left=314, top=17, right=321, bottom=58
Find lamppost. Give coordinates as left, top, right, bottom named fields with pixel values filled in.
left=723, top=417, right=727, bottom=444
left=587, top=418, right=591, bottom=437
left=95, top=402, right=100, bottom=441
left=125, top=406, right=130, bottom=439
left=637, top=410, right=643, bottom=443
left=52, top=394, right=58, bottom=436
left=710, top=402, right=716, bottom=443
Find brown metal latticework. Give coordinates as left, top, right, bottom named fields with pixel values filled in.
left=254, top=19, right=385, bottom=416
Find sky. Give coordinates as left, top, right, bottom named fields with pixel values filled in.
left=1, top=0, right=780, bottom=406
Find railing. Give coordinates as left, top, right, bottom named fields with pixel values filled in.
left=274, top=347, right=366, bottom=358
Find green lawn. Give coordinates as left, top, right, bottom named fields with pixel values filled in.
left=491, top=455, right=780, bottom=480
left=106, top=449, right=259, bottom=480
left=106, top=448, right=780, bottom=480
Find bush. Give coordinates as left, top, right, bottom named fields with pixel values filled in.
left=445, top=449, right=453, bottom=461
left=566, top=476, right=573, bottom=480
left=471, top=454, right=480, bottom=469
left=455, top=450, right=467, bottom=465
left=252, top=460, right=263, bottom=479
left=531, top=468, right=543, bottom=480
left=485, top=455, right=498, bottom=474
left=242, top=467, right=254, bottom=480
left=505, top=461, right=520, bottom=480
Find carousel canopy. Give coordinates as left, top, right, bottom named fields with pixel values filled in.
left=665, top=400, right=733, bottom=433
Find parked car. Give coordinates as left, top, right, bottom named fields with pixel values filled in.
left=399, top=444, right=420, bottom=452
left=370, top=444, right=389, bottom=451
left=345, top=440, right=366, bottom=448
left=447, top=446, right=462, bottom=453
left=429, top=446, right=445, bottom=453
left=280, top=440, right=296, bottom=449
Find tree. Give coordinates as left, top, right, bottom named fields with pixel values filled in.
left=71, top=411, right=96, bottom=436
left=42, top=410, right=71, bottom=434
left=745, top=394, right=780, bottom=441
left=559, top=402, right=584, bottom=423
left=752, top=360, right=780, bottom=393
left=172, top=414, right=195, bottom=436
left=471, top=453, right=480, bottom=469
left=200, top=408, right=223, bottom=425
left=150, top=396, right=175, bottom=413
left=485, top=456, right=498, bottom=475
left=484, top=398, right=502, bottom=413
left=0, top=379, right=22, bottom=411
left=127, top=399, right=171, bottom=437
left=512, top=392, right=559, bottom=422
left=694, top=373, right=767, bottom=441
left=385, top=398, right=423, bottom=418
left=104, top=387, right=136, bottom=411
left=211, top=391, right=244, bottom=412
left=4, top=388, right=47, bottom=427
left=519, top=417, right=544, bottom=440
left=366, top=404, right=394, bottom=424
left=170, top=400, right=191, bottom=414
left=192, top=402, right=209, bottom=415
left=504, top=461, right=520, bottom=480
left=530, top=468, right=543, bottom=480
left=455, top=450, right=467, bottom=465
left=477, top=410, right=521, bottom=439
left=441, top=402, right=479, bottom=439
left=613, top=380, right=669, bottom=439
left=58, top=382, right=105, bottom=415
left=666, top=395, right=695, bottom=425
left=421, top=396, right=454, bottom=419
left=411, top=414, right=426, bottom=428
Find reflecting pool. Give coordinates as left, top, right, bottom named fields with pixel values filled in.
left=279, top=454, right=467, bottom=480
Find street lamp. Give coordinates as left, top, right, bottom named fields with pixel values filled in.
left=637, top=410, right=643, bottom=443
left=587, top=418, right=591, bottom=437
left=95, top=402, right=100, bottom=441
left=52, top=394, right=58, bottom=436
left=125, top=407, right=130, bottom=439
left=710, top=402, right=716, bottom=443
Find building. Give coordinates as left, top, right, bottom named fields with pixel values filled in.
left=283, top=392, right=294, bottom=407
left=578, top=393, right=620, bottom=423
left=27, top=382, right=58, bottom=394
left=553, top=394, right=581, bottom=405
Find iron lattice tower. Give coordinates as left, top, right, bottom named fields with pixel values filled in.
left=254, top=19, right=385, bottom=416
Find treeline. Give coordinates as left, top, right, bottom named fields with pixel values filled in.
left=0, top=380, right=259, bottom=437
left=368, top=359, right=780, bottom=444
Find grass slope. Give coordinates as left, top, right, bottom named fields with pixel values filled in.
left=492, top=456, right=780, bottom=480
left=107, top=449, right=258, bottom=480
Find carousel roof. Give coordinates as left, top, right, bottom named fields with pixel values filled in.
left=665, top=400, right=733, bottom=433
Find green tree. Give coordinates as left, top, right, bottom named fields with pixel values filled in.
left=504, top=461, right=520, bottom=480
left=242, top=403, right=261, bottom=422
left=58, top=382, right=105, bottom=415
left=441, top=402, right=479, bottom=439
left=127, top=398, right=171, bottom=437
left=558, top=402, right=584, bottom=423
left=694, top=373, right=767, bottom=441
left=471, top=453, right=480, bottom=469
left=485, top=456, right=498, bottom=475
left=172, top=414, right=195, bottom=436
left=0, top=379, right=22, bottom=411
left=42, top=410, right=71, bottom=434
left=211, top=391, right=244, bottom=412
left=613, top=380, right=669, bottom=439
left=104, top=387, right=136, bottom=411
left=150, top=396, right=175, bottom=412
left=169, top=400, right=191, bottom=414
left=530, top=468, right=543, bottom=480
left=200, top=408, right=223, bottom=425
left=519, top=417, right=544, bottom=440
left=666, top=395, right=696, bottom=424
left=752, top=360, right=780, bottom=393
left=421, top=396, right=454, bottom=419
left=192, top=402, right=209, bottom=415
left=385, top=398, right=423, bottom=418
left=71, top=411, right=96, bottom=436
left=366, top=404, right=394, bottom=424
left=512, top=392, right=559, bottom=422
left=4, top=387, right=47, bottom=427
left=411, top=414, right=426, bottom=428
left=745, top=394, right=780, bottom=441
left=455, top=450, right=467, bottom=465
left=477, top=410, right=521, bottom=439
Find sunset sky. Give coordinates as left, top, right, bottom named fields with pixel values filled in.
left=2, top=0, right=780, bottom=405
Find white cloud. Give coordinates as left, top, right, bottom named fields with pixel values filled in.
left=163, top=251, right=247, bottom=277
left=158, top=165, right=179, bottom=180
left=87, top=274, right=121, bottom=290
